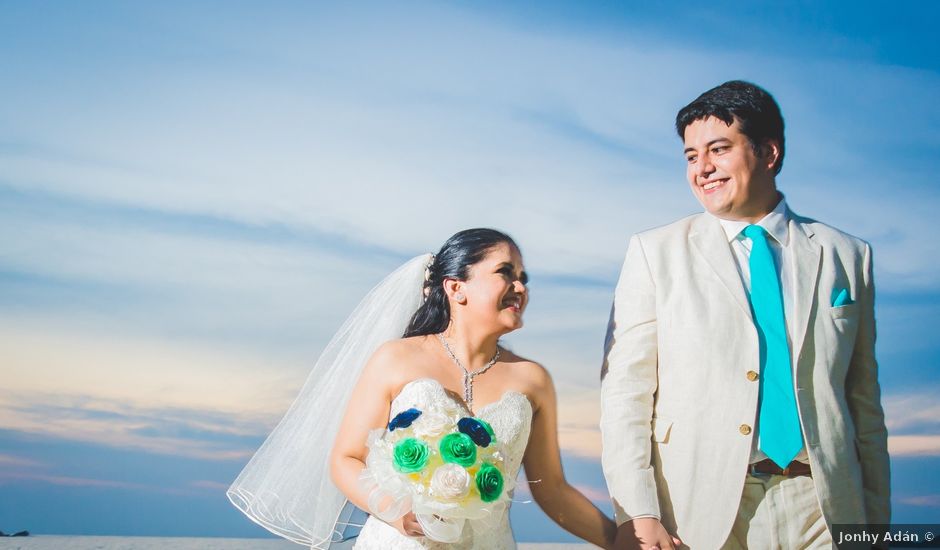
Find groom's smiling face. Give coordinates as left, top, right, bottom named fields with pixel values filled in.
left=683, top=116, right=780, bottom=222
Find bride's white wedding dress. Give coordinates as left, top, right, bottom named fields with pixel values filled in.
left=354, top=378, right=533, bottom=550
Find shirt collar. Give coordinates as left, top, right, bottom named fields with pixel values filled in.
left=714, top=195, right=790, bottom=246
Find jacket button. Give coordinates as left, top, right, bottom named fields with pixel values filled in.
left=739, top=424, right=752, bottom=435
left=746, top=370, right=759, bottom=381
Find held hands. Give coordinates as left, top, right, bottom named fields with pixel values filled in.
left=393, top=511, right=425, bottom=537
left=614, top=517, right=682, bottom=550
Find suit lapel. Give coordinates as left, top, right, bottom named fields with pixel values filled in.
left=789, top=214, right=822, bottom=365
left=689, top=214, right=753, bottom=320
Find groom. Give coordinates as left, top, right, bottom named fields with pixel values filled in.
left=600, top=81, right=890, bottom=548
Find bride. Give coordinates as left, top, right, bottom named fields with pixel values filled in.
left=229, top=228, right=616, bottom=549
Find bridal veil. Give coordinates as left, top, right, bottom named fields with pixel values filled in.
left=228, top=254, right=432, bottom=548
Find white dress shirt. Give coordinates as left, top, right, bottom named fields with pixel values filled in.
left=714, top=196, right=809, bottom=464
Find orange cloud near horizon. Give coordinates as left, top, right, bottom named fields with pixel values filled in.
left=5, top=319, right=939, bottom=467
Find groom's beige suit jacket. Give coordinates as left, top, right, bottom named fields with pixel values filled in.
left=600, top=210, right=890, bottom=548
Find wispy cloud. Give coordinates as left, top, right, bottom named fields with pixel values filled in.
left=1, top=320, right=292, bottom=463
left=0, top=365, right=286, bottom=461
left=555, top=386, right=603, bottom=459
left=0, top=472, right=149, bottom=490
left=1, top=393, right=267, bottom=461
left=885, top=391, right=940, bottom=433
left=0, top=453, right=44, bottom=468
left=897, top=494, right=940, bottom=507
left=882, top=389, right=940, bottom=457
left=552, top=387, right=940, bottom=460
left=4, top=4, right=935, bottom=287
left=0, top=471, right=220, bottom=497
left=0, top=441, right=227, bottom=497
left=189, top=480, right=230, bottom=491
left=888, top=436, right=940, bottom=458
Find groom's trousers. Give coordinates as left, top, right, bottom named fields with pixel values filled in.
left=720, top=474, right=832, bottom=549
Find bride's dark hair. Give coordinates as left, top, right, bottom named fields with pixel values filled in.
left=403, top=228, right=520, bottom=338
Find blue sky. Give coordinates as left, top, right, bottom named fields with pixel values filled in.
left=2, top=0, right=939, bottom=542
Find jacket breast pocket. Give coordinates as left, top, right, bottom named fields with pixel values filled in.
left=825, top=303, right=861, bottom=372
left=830, top=303, right=859, bottom=320
left=652, top=417, right=674, bottom=444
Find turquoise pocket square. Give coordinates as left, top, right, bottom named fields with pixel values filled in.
left=832, top=288, right=854, bottom=307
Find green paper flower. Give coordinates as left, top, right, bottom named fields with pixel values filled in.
left=439, top=432, right=477, bottom=467
left=475, top=462, right=504, bottom=502
left=393, top=437, right=430, bottom=473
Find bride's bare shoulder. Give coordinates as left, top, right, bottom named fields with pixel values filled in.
left=372, top=335, right=433, bottom=360
left=499, top=347, right=547, bottom=376
left=499, top=348, right=552, bottom=390
left=363, top=336, right=436, bottom=385
left=498, top=347, right=555, bottom=405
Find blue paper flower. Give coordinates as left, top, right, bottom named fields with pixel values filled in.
left=457, top=417, right=495, bottom=447
left=388, top=408, right=422, bottom=431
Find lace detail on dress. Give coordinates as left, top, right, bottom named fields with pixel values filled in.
left=354, top=378, right=532, bottom=550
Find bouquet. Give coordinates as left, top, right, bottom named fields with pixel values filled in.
left=360, top=402, right=513, bottom=542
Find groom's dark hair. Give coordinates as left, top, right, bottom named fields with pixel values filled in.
left=675, top=80, right=786, bottom=175
left=404, top=228, right=521, bottom=338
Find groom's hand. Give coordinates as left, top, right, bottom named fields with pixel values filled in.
left=614, top=517, right=682, bottom=550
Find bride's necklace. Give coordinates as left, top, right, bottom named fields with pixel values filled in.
left=437, top=333, right=500, bottom=412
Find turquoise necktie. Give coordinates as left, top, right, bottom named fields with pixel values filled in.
left=743, top=224, right=803, bottom=468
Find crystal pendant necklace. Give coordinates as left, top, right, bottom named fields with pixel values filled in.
left=437, top=333, right=500, bottom=412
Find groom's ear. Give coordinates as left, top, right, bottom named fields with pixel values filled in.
left=443, top=278, right=467, bottom=304
left=761, top=139, right=781, bottom=172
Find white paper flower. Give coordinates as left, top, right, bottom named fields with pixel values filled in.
left=413, top=410, right=452, bottom=438
left=430, top=463, right=471, bottom=500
